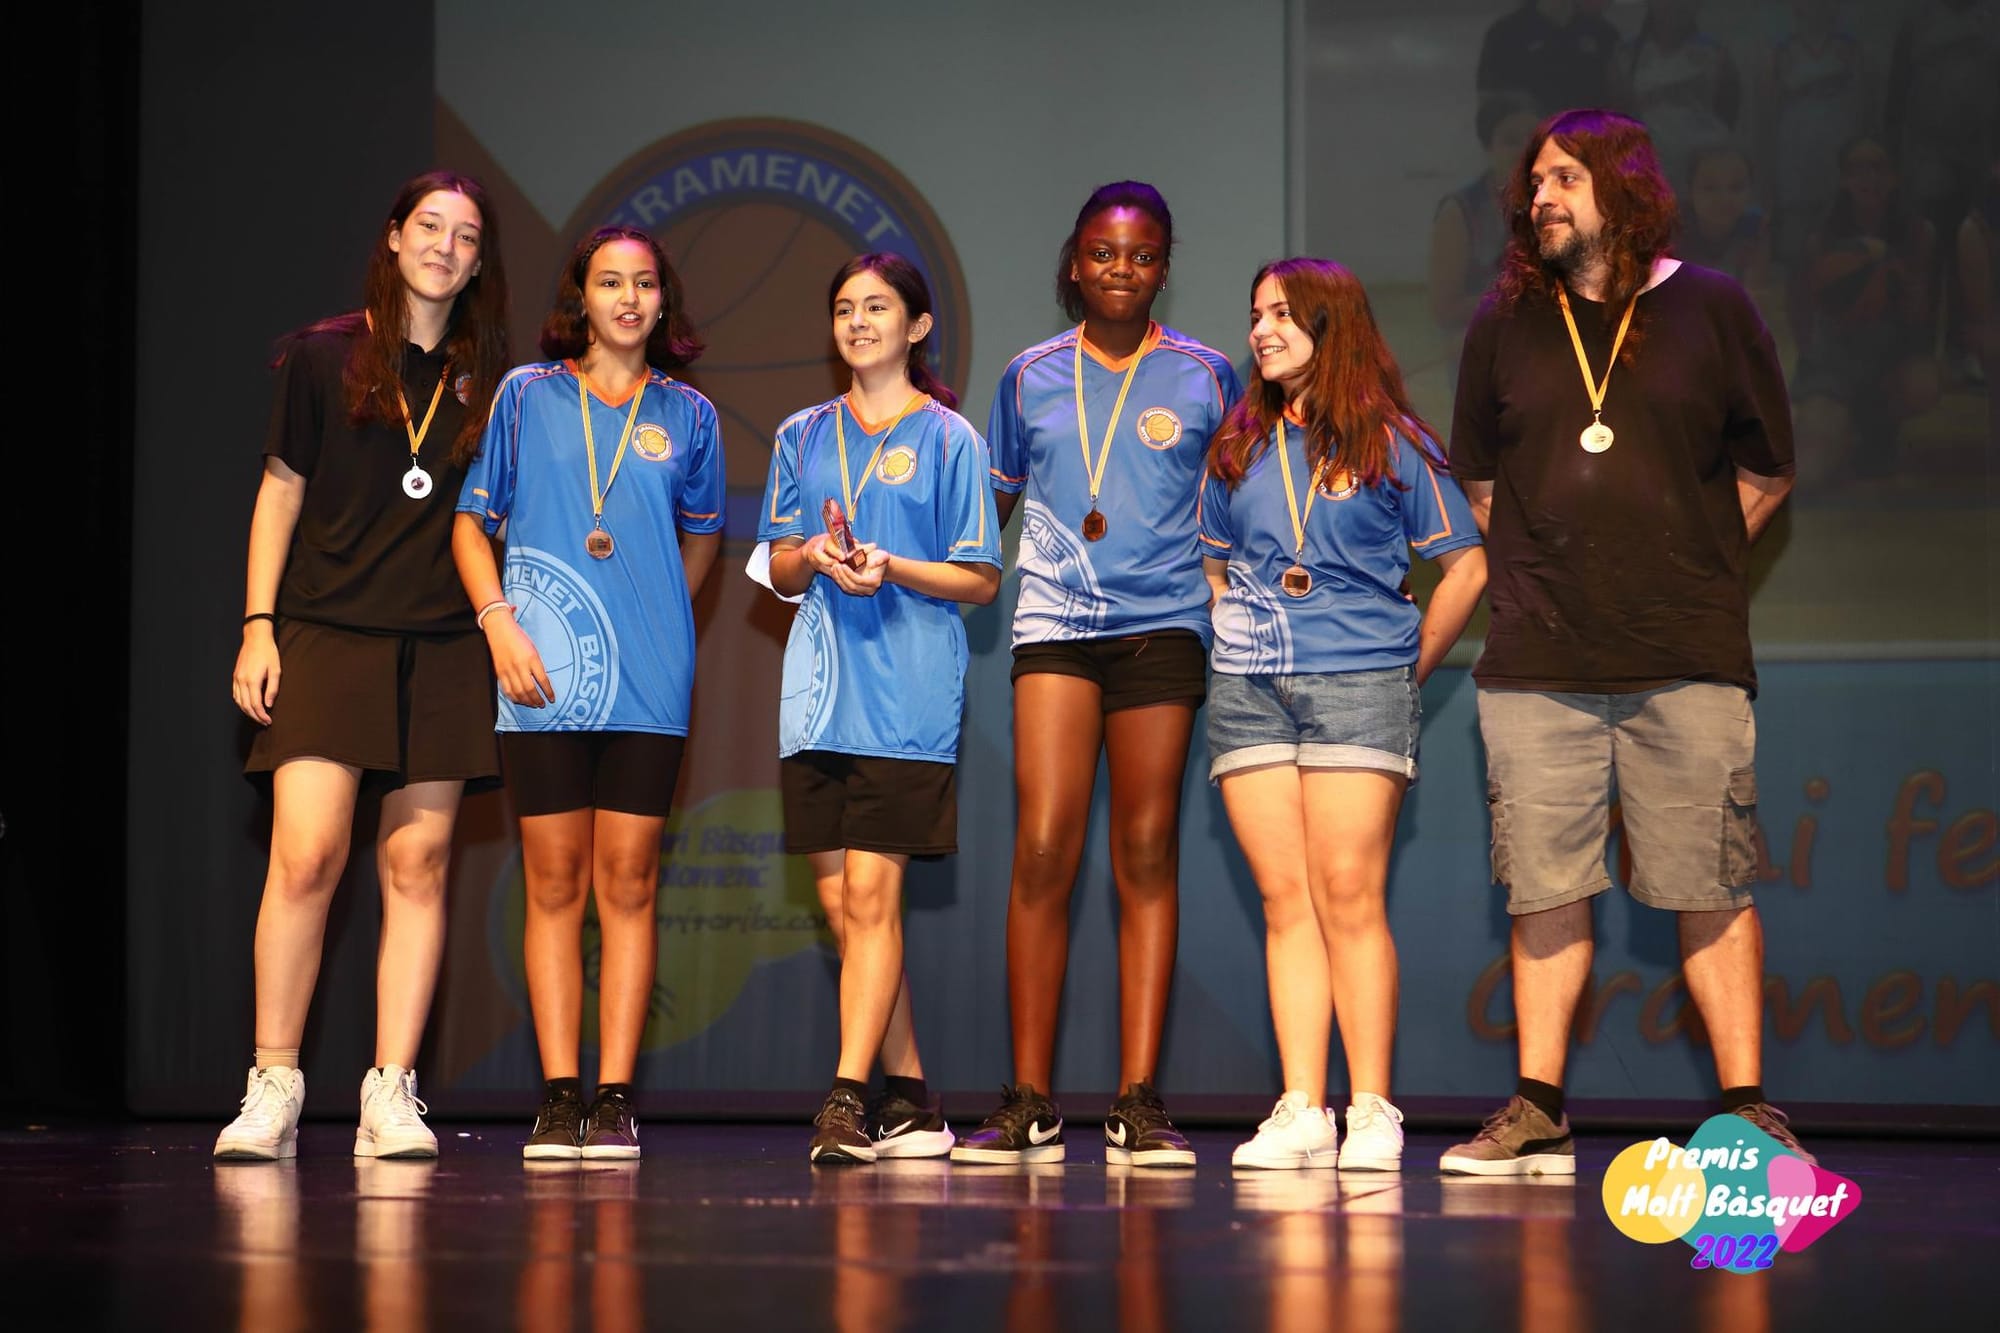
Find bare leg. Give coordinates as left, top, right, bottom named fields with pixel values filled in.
left=1511, top=900, right=1595, bottom=1087
left=520, top=810, right=594, bottom=1080
left=1219, top=764, right=1326, bottom=1104
left=835, top=850, right=910, bottom=1083
left=1006, top=674, right=1105, bottom=1091
left=372, top=780, right=463, bottom=1068
left=1102, top=702, right=1196, bottom=1092
left=1679, top=904, right=1765, bottom=1090
left=812, top=850, right=924, bottom=1080
left=253, top=758, right=364, bottom=1049
left=592, top=810, right=668, bottom=1086
left=1299, top=769, right=1405, bottom=1100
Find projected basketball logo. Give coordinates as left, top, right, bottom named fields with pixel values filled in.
left=500, top=546, right=620, bottom=730
left=565, top=119, right=971, bottom=519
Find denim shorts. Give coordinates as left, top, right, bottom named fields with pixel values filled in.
left=1477, top=683, right=1759, bottom=915
left=1207, top=666, right=1421, bottom=781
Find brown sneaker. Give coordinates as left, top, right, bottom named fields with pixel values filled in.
left=1733, top=1103, right=1816, bottom=1165
left=1439, top=1096, right=1576, bottom=1176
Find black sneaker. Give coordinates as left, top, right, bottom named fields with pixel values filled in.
left=869, top=1091, right=955, bottom=1159
left=949, top=1084, right=1065, bottom=1164
left=523, top=1087, right=586, bottom=1161
left=810, top=1087, right=877, bottom=1165
left=1733, top=1103, right=1816, bottom=1165
left=1104, top=1082, right=1196, bottom=1167
left=581, top=1089, right=641, bottom=1160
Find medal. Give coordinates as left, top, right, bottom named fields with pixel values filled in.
left=1556, top=286, right=1637, bottom=455
left=579, top=367, right=648, bottom=560
left=833, top=391, right=926, bottom=566
left=1274, top=420, right=1330, bottom=599
left=396, top=369, right=447, bottom=502
left=1072, top=326, right=1149, bottom=543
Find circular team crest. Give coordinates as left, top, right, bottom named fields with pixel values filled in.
left=501, top=546, right=620, bottom=731
left=1135, top=407, right=1183, bottom=450
left=875, top=444, right=919, bottom=485
left=634, top=423, right=673, bottom=462
left=1324, top=468, right=1359, bottom=500
left=564, top=120, right=971, bottom=514
left=453, top=372, right=472, bottom=405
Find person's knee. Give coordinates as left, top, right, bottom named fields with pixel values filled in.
left=1110, top=817, right=1178, bottom=901
left=1311, top=859, right=1387, bottom=931
left=1259, top=877, right=1315, bottom=931
left=268, top=835, right=349, bottom=900
left=523, top=847, right=590, bottom=915
left=1011, top=829, right=1082, bottom=904
left=841, top=873, right=899, bottom=934
left=594, top=848, right=659, bottom=917
left=380, top=837, right=450, bottom=905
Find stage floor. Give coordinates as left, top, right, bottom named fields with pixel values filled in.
left=4, top=1123, right=1992, bottom=1330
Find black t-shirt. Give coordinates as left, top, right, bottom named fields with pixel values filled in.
left=1448, top=263, right=1794, bottom=695
left=265, top=324, right=477, bottom=634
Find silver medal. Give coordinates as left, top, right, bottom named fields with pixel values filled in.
left=402, top=466, right=434, bottom=499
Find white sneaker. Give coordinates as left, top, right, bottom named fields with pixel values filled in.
left=355, top=1065, right=437, bottom=1158
left=1230, top=1091, right=1338, bottom=1169
left=1337, top=1093, right=1405, bottom=1171
left=214, top=1066, right=305, bottom=1160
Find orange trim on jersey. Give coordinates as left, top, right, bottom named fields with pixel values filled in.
left=1195, top=483, right=1231, bottom=550
left=1078, top=321, right=1163, bottom=372
left=844, top=391, right=930, bottom=437
left=567, top=359, right=655, bottom=408
left=1408, top=458, right=1459, bottom=549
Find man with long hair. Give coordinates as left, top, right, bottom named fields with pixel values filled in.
left=1442, top=108, right=1808, bottom=1175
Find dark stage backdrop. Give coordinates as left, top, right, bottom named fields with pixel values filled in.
left=125, top=1, right=1996, bottom=1124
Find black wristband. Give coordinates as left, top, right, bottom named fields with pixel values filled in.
left=242, top=612, right=277, bottom=628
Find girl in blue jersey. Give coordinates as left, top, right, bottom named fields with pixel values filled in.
left=453, top=226, right=725, bottom=1162
left=217, top=172, right=511, bottom=1164
left=751, top=253, right=1001, bottom=1164
left=1199, top=258, right=1486, bottom=1172
left=957, top=183, right=1238, bottom=1169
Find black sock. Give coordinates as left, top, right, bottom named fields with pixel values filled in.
left=832, top=1076, right=869, bottom=1099
left=595, top=1081, right=635, bottom=1105
left=545, top=1076, right=583, bottom=1101
left=1719, top=1084, right=1766, bottom=1113
left=1516, top=1077, right=1565, bottom=1122
left=883, top=1075, right=928, bottom=1106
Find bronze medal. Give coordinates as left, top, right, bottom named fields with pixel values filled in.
left=1281, top=564, right=1312, bottom=597
left=586, top=527, right=614, bottom=560
left=1082, top=508, right=1108, bottom=541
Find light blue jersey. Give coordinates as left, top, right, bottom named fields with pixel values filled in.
left=457, top=360, right=724, bottom=734
left=1199, top=428, right=1480, bottom=676
left=756, top=395, right=1002, bottom=762
left=990, top=324, right=1239, bottom=648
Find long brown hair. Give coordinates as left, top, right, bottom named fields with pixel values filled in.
left=292, top=171, right=512, bottom=466
left=1207, top=258, right=1440, bottom=492
left=827, top=253, right=958, bottom=410
left=1494, top=108, right=1677, bottom=360
left=539, top=225, right=704, bottom=369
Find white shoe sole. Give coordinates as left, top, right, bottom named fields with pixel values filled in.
left=949, top=1142, right=1065, bottom=1165
left=1105, top=1145, right=1197, bottom=1167
left=809, top=1142, right=879, bottom=1164
left=1232, top=1140, right=1338, bottom=1169
left=581, top=1143, right=642, bottom=1160
left=1438, top=1152, right=1577, bottom=1176
left=354, top=1132, right=437, bottom=1159
left=523, top=1143, right=582, bottom=1161
left=214, top=1134, right=296, bottom=1161
left=874, top=1128, right=955, bottom=1159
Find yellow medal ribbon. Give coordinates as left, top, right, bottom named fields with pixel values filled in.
left=579, top=368, right=649, bottom=529
left=1276, top=419, right=1331, bottom=566
left=1556, top=287, right=1638, bottom=452
left=1073, top=327, right=1149, bottom=514
left=397, top=372, right=447, bottom=468
left=834, top=391, right=927, bottom=529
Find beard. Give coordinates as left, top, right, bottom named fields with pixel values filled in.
left=1538, top=220, right=1605, bottom=277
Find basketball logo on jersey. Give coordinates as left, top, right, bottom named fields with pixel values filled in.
left=634, top=423, right=673, bottom=462
left=564, top=119, right=971, bottom=526
left=1324, top=468, right=1359, bottom=501
left=875, top=444, right=919, bottom=485
left=454, top=372, right=472, bottom=405
left=1136, top=407, right=1183, bottom=451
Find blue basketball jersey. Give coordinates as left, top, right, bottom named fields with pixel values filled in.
left=755, top=395, right=1002, bottom=762
left=457, top=360, right=725, bottom=734
left=990, top=324, right=1240, bottom=648
left=1199, top=428, right=1480, bottom=676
